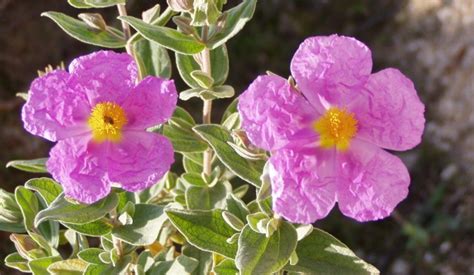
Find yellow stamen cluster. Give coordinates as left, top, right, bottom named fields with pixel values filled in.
left=88, top=102, right=127, bottom=143
left=313, top=107, right=358, bottom=151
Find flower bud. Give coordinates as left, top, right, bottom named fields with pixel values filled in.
left=172, top=16, right=196, bottom=36
left=78, top=13, right=107, bottom=31
left=0, top=189, right=22, bottom=224
left=142, top=4, right=161, bottom=24
left=191, top=0, right=221, bottom=26
left=10, top=234, right=46, bottom=260
left=167, top=0, right=193, bottom=12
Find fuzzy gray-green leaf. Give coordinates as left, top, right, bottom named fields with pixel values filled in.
left=42, top=12, right=126, bottom=48
left=133, top=38, right=172, bottom=79
left=84, top=0, right=125, bottom=8
left=285, top=228, right=380, bottom=274
left=207, top=0, right=257, bottom=49
left=112, top=204, right=166, bottom=245
left=25, top=178, right=62, bottom=206
left=6, top=158, right=47, bottom=173
left=35, top=193, right=118, bottom=226
left=213, top=259, right=238, bottom=275
left=166, top=208, right=237, bottom=258
left=120, top=16, right=205, bottom=54
left=193, top=124, right=264, bottom=187
left=176, top=45, right=229, bottom=88
left=236, top=222, right=298, bottom=275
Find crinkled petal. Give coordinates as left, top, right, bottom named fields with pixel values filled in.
left=238, top=75, right=317, bottom=151
left=47, top=135, right=111, bottom=204
left=269, top=147, right=337, bottom=224
left=122, top=76, right=177, bottom=129
left=351, top=68, right=425, bottom=151
left=105, top=132, right=174, bottom=192
left=290, top=35, right=372, bottom=107
left=68, top=51, right=137, bottom=105
left=22, top=70, right=90, bottom=142
left=336, top=140, right=410, bottom=222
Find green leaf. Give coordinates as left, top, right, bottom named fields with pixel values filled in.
left=210, top=85, right=235, bottom=99
left=285, top=228, right=380, bottom=274
left=112, top=204, right=166, bottom=245
left=42, top=12, right=126, bottom=48
left=181, top=173, right=207, bottom=187
left=119, top=16, right=205, bottom=54
left=78, top=248, right=104, bottom=265
left=67, top=0, right=92, bottom=8
left=15, top=187, right=39, bottom=232
left=47, top=258, right=88, bottom=275
left=222, top=211, right=244, bottom=231
left=232, top=184, right=249, bottom=199
left=207, top=0, right=257, bottom=49
left=134, top=250, right=154, bottom=274
left=148, top=261, right=174, bottom=274
left=214, top=259, right=238, bottom=275
left=0, top=189, right=25, bottom=232
left=0, top=221, right=25, bottom=233
left=226, top=194, right=249, bottom=222
left=35, top=193, right=118, bottom=226
left=6, top=158, right=47, bottom=173
left=182, top=245, right=212, bottom=275
left=179, top=88, right=204, bottom=101
left=28, top=256, right=62, bottom=275
left=191, top=0, right=221, bottom=26
left=193, top=124, right=265, bottom=187
left=83, top=255, right=132, bottom=275
left=5, top=252, right=30, bottom=272
left=222, top=112, right=240, bottom=131
left=221, top=97, right=238, bottom=123
left=191, top=70, right=214, bottom=89
left=183, top=156, right=203, bottom=173
left=163, top=124, right=208, bottom=153
left=166, top=208, right=237, bottom=258
left=172, top=106, right=197, bottom=125
left=185, top=182, right=229, bottom=210
left=133, top=38, right=172, bottom=79
left=84, top=0, right=125, bottom=8
left=176, top=45, right=229, bottom=88
left=246, top=212, right=269, bottom=234
left=25, top=178, right=62, bottom=206
left=63, top=219, right=113, bottom=236
left=236, top=222, right=298, bottom=275
left=167, top=255, right=199, bottom=274
left=29, top=231, right=55, bottom=256
left=295, top=224, right=313, bottom=241
left=83, top=264, right=108, bottom=275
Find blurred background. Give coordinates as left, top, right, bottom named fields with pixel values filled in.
left=0, top=0, right=473, bottom=274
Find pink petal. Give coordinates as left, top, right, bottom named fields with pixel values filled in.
left=122, top=76, right=177, bottom=129
left=68, top=51, right=138, bottom=105
left=290, top=35, right=372, bottom=107
left=22, top=70, right=90, bottom=142
left=269, top=147, right=337, bottom=224
left=47, top=136, right=111, bottom=204
left=238, top=75, right=317, bottom=151
left=105, top=132, right=174, bottom=192
left=336, top=140, right=410, bottom=222
left=351, top=68, right=425, bottom=151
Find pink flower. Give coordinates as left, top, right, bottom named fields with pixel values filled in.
left=238, top=35, right=425, bottom=223
left=22, top=51, right=177, bottom=204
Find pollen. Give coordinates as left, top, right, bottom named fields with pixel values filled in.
left=313, top=107, right=358, bottom=151
left=88, top=102, right=127, bottom=143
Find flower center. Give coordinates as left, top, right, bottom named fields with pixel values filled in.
left=313, top=107, right=358, bottom=151
left=88, top=102, right=127, bottom=143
